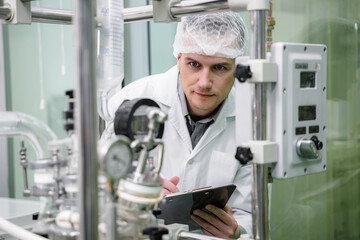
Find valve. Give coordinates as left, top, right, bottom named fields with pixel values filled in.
left=235, top=146, right=253, bottom=165
left=142, top=227, right=168, bottom=240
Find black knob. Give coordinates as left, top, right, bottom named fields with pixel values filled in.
left=63, top=90, right=75, bottom=133
left=234, top=64, right=252, bottom=83
left=235, top=146, right=253, bottom=165
left=32, top=212, right=39, bottom=220
left=311, top=136, right=323, bottom=150
left=65, top=90, right=75, bottom=110
left=142, top=227, right=168, bottom=240
left=152, top=209, right=162, bottom=217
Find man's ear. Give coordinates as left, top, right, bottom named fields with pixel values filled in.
left=177, top=53, right=182, bottom=61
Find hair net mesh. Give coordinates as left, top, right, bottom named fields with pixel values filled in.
left=173, top=11, right=248, bottom=59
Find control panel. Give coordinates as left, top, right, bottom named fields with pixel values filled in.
left=268, top=43, right=327, bottom=179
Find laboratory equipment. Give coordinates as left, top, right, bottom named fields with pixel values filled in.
left=235, top=43, right=327, bottom=178
left=98, top=135, right=133, bottom=181
left=114, top=98, right=165, bottom=142
left=268, top=42, right=327, bottom=178
left=109, top=99, right=167, bottom=239
left=0, top=0, right=311, bottom=240
left=96, top=0, right=125, bottom=121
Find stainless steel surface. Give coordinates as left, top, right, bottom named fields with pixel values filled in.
left=250, top=10, right=269, bottom=240
left=2, top=0, right=231, bottom=25
left=123, top=5, right=153, bottom=23
left=0, top=7, right=11, bottom=21
left=31, top=7, right=72, bottom=25
left=74, top=0, right=98, bottom=239
left=170, top=0, right=229, bottom=18
left=178, top=231, right=225, bottom=240
left=0, top=24, right=9, bottom=198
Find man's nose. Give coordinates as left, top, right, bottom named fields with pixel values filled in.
left=198, top=68, right=212, bottom=89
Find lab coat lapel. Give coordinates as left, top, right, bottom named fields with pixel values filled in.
left=155, top=66, right=193, bottom=152
left=168, top=104, right=193, bottom=152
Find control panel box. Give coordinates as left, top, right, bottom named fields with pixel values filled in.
left=268, top=42, right=327, bottom=179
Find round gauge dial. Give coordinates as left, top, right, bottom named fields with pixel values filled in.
left=99, top=136, right=133, bottom=180
left=114, top=98, right=164, bottom=142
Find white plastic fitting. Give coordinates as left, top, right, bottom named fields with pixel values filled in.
left=55, top=210, right=80, bottom=230
left=247, top=59, right=278, bottom=83
left=243, top=140, right=278, bottom=164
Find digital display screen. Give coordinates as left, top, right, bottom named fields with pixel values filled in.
left=300, top=71, right=316, bottom=88
left=295, top=127, right=306, bottom=135
left=309, top=125, right=319, bottom=133
left=299, top=105, right=316, bottom=121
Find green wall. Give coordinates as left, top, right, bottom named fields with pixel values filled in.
left=268, top=1, right=360, bottom=239
left=2, top=0, right=360, bottom=239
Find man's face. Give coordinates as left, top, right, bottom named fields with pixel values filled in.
left=177, top=53, right=235, bottom=118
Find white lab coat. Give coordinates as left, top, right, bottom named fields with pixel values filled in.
left=108, top=65, right=253, bottom=234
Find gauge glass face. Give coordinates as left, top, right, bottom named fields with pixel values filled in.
left=105, top=142, right=132, bottom=179
left=132, top=105, right=149, bottom=139
left=131, top=105, right=162, bottom=140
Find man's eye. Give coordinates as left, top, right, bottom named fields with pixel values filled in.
left=213, top=65, right=226, bottom=71
left=189, top=62, right=200, bottom=67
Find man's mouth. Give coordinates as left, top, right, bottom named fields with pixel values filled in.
left=195, top=92, right=214, bottom=98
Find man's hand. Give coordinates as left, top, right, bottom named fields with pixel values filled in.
left=191, top=204, right=240, bottom=239
left=161, top=176, right=180, bottom=197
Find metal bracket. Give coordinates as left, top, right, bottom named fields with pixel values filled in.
left=152, top=0, right=180, bottom=22
left=2, top=0, right=31, bottom=24
left=228, top=0, right=269, bottom=12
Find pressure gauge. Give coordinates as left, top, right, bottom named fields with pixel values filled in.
left=114, top=98, right=164, bottom=142
left=98, top=136, right=133, bottom=180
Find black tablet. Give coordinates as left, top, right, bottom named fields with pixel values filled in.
left=156, top=184, right=236, bottom=230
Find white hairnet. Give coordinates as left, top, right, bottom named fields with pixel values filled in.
left=173, top=11, right=248, bottom=59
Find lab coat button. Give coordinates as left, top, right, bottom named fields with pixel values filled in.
left=188, top=159, right=194, bottom=164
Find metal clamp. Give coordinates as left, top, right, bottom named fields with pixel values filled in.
left=2, top=0, right=31, bottom=24
left=228, top=0, right=269, bottom=12
left=152, top=0, right=180, bottom=22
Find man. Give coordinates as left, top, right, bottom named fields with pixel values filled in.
left=108, top=11, right=252, bottom=238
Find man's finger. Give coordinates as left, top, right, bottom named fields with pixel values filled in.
left=169, top=176, right=180, bottom=185
left=205, top=205, right=237, bottom=229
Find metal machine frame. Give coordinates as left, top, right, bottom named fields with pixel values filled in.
left=0, top=0, right=272, bottom=239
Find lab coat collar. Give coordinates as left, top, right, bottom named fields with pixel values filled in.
left=189, top=89, right=235, bottom=158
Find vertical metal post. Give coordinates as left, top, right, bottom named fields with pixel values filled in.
left=0, top=25, right=9, bottom=198
left=74, top=0, right=98, bottom=239
left=250, top=10, right=269, bottom=240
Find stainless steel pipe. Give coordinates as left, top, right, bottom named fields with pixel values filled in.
left=32, top=7, right=72, bottom=25
left=74, top=0, right=98, bottom=239
left=0, top=0, right=231, bottom=25
left=250, top=10, right=269, bottom=240
left=170, top=0, right=229, bottom=18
